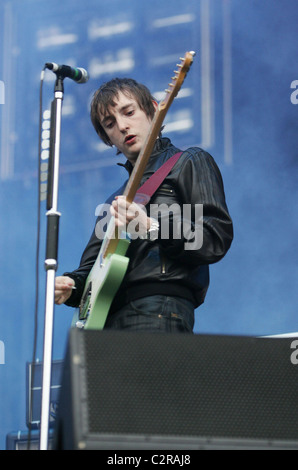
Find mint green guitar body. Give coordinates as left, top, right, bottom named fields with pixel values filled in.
left=73, top=237, right=130, bottom=330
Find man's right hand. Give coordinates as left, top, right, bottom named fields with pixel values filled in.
left=55, top=276, right=75, bottom=305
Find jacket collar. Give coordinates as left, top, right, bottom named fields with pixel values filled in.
left=117, top=137, right=172, bottom=174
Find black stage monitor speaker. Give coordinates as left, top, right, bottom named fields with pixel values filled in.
left=54, top=329, right=298, bottom=450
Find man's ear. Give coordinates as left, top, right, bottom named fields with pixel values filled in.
left=152, top=100, right=158, bottom=111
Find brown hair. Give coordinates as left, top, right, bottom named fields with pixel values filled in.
left=90, top=78, right=156, bottom=146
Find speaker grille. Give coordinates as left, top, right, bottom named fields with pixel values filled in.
left=73, top=330, right=298, bottom=441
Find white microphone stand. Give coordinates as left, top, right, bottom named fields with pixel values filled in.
left=39, top=74, right=64, bottom=450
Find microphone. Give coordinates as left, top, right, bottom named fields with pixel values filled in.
left=45, top=62, right=89, bottom=84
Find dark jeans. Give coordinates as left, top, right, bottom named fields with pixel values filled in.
left=104, top=295, right=195, bottom=333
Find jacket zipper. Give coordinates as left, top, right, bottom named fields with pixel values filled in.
left=161, top=254, right=166, bottom=274
left=158, top=188, right=174, bottom=195
left=157, top=187, right=173, bottom=273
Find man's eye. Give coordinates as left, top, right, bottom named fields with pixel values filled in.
left=106, top=122, right=114, bottom=129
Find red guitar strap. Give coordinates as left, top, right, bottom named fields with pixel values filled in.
left=134, top=151, right=183, bottom=205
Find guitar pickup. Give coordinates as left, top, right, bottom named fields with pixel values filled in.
left=79, top=282, right=92, bottom=320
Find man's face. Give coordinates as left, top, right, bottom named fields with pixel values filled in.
left=98, top=91, right=157, bottom=165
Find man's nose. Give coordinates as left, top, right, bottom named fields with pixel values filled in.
left=117, top=116, right=129, bottom=132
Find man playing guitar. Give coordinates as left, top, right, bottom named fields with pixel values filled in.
left=54, top=73, right=233, bottom=333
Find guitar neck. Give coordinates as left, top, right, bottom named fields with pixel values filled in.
left=123, top=103, right=170, bottom=203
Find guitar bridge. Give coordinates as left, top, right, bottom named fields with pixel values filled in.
left=79, top=282, right=92, bottom=320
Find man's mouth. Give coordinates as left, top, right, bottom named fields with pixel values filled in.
left=125, top=135, right=136, bottom=145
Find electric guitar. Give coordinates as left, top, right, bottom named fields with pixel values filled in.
left=75, top=51, right=195, bottom=330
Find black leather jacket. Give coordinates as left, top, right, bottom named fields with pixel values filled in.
left=64, top=138, right=233, bottom=310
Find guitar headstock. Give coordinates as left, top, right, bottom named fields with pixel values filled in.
left=159, top=51, right=195, bottom=110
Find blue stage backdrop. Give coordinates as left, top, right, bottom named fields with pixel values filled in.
left=0, top=0, right=297, bottom=450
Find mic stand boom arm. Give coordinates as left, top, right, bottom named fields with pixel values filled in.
left=39, top=75, right=64, bottom=450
